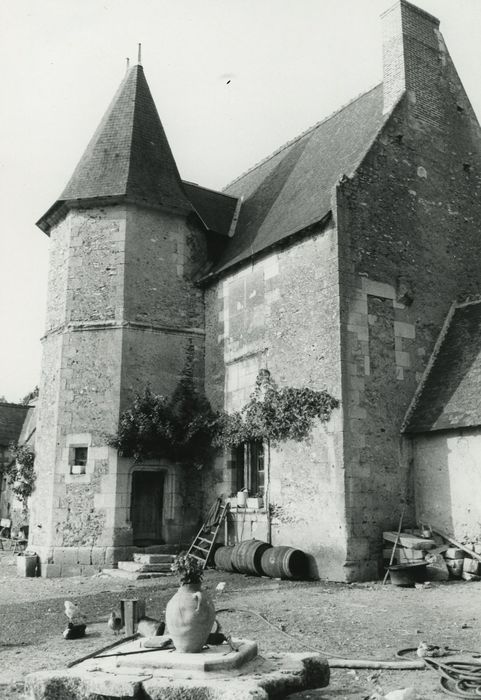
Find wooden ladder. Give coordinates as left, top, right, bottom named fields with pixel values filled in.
left=187, top=501, right=230, bottom=570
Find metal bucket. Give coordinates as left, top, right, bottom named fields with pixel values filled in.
left=17, top=553, right=38, bottom=577
left=388, top=561, right=427, bottom=587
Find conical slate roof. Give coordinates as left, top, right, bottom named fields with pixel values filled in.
left=38, top=64, right=192, bottom=232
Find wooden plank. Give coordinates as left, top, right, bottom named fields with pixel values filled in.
left=383, top=531, right=435, bottom=550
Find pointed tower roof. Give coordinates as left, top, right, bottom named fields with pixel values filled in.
left=37, top=64, right=192, bottom=233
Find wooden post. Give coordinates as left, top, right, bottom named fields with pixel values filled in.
left=120, top=599, right=146, bottom=635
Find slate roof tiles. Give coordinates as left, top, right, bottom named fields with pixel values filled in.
left=38, top=68, right=389, bottom=273
left=216, top=84, right=387, bottom=273
left=404, top=301, right=481, bottom=433
left=0, top=404, right=29, bottom=446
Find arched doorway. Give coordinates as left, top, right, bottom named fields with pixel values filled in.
left=130, top=469, right=165, bottom=546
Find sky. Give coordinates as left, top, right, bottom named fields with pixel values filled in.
left=1, top=0, right=481, bottom=402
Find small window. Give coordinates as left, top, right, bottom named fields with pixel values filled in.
left=234, top=440, right=264, bottom=496
left=70, top=446, right=88, bottom=475
left=74, top=447, right=88, bottom=466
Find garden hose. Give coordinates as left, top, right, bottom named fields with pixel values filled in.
left=423, top=657, right=481, bottom=698
left=216, top=606, right=425, bottom=668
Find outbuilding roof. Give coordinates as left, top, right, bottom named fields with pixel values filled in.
left=0, top=404, right=29, bottom=446
left=404, top=301, right=481, bottom=433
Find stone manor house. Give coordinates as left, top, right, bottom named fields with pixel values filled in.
left=7, top=0, right=481, bottom=579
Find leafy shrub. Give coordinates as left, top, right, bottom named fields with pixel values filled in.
left=171, top=552, right=203, bottom=585
left=109, top=379, right=218, bottom=467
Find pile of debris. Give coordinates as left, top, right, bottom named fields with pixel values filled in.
left=383, top=527, right=481, bottom=582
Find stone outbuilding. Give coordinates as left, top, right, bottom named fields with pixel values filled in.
left=27, top=0, right=481, bottom=579
left=403, top=300, right=481, bottom=544
left=0, top=402, right=36, bottom=533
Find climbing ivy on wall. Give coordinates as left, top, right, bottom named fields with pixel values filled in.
left=110, top=364, right=339, bottom=466
left=214, top=369, right=339, bottom=448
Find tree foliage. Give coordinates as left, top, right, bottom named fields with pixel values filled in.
left=109, top=379, right=218, bottom=468
left=5, top=444, right=36, bottom=505
left=20, top=386, right=39, bottom=405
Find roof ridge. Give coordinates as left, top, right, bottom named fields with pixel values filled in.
left=223, top=82, right=382, bottom=192
left=401, top=301, right=458, bottom=432
left=124, top=65, right=143, bottom=195
left=0, top=402, right=29, bottom=409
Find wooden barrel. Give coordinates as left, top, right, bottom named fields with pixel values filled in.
left=214, top=545, right=238, bottom=572
left=260, top=546, right=308, bottom=580
left=231, top=539, right=272, bottom=576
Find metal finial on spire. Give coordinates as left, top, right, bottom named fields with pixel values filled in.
left=137, top=43, right=142, bottom=65
left=126, top=57, right=130, bottom=73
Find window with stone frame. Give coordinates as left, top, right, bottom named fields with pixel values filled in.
left=69, top=446, right=88, bottom=475
left=234, top=440, right=265, bottom=496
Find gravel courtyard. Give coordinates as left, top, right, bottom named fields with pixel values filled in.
left=0, top=551, right=479, bottom=699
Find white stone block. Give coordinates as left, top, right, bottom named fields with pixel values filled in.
left=362, top=278, right=396, bottom=299
left=395, top=350, right=411, bottom=368
left=394, top=321, right=415, bottom=339
left=263, top=255, right=279, bottom=280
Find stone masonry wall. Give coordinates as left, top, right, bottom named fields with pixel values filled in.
left=113, top=206, right=208, bottom=548
left=30, top=215, right=71, bottom=553
left=412, top=429, right=481, bottom=543
left=336, top=44, right=481, bottom=579
left=32, top=204, right=210, bottom=575
left=205, top=224, right=347, bottom=580
left=30, top=207, right=127, bottom=575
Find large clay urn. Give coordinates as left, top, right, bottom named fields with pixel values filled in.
left=165, top=582, right=216, bottom=653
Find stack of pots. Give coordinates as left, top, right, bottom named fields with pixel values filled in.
left=214, top=539, right=308, bottom=580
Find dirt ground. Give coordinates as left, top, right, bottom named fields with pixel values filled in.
left=0, top=551, right=480, bottom=699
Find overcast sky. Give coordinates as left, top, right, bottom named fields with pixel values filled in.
left=1, top=0, right=481, bottom=402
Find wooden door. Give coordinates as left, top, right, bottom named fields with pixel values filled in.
left=131, top=470, right=164, bottom=546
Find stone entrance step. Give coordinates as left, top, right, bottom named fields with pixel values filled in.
left=118, top=560, right=173, bottom=574
left=133, top=553, right=176, bottom=565
left=101, top=567, right=171, bottom=581
left=101, top=545, right=182, bottom=580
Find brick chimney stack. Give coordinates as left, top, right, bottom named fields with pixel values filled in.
left=381, top=0, right=443, bottom=126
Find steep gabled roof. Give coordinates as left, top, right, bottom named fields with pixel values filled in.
left=404, top=301, right=481, bottom=433
left=37, top=65, right=192, bottom=233
left=214, top=83, right=387, bottom=274
left=0, top=404, right=29, bottom=446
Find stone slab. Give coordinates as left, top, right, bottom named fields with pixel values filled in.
left=117, top=636, right=258, bottom=672
left=101, top=568, right=171, bottom=581
left=383, top=531, right=435, bottom=550
left=118, top=561, right=172, bottom=573
left=444, top=548, right=465, bottom=560
left=25, top=645, right=329, bottom=700
left=133, top=553, right=176, bottom=565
